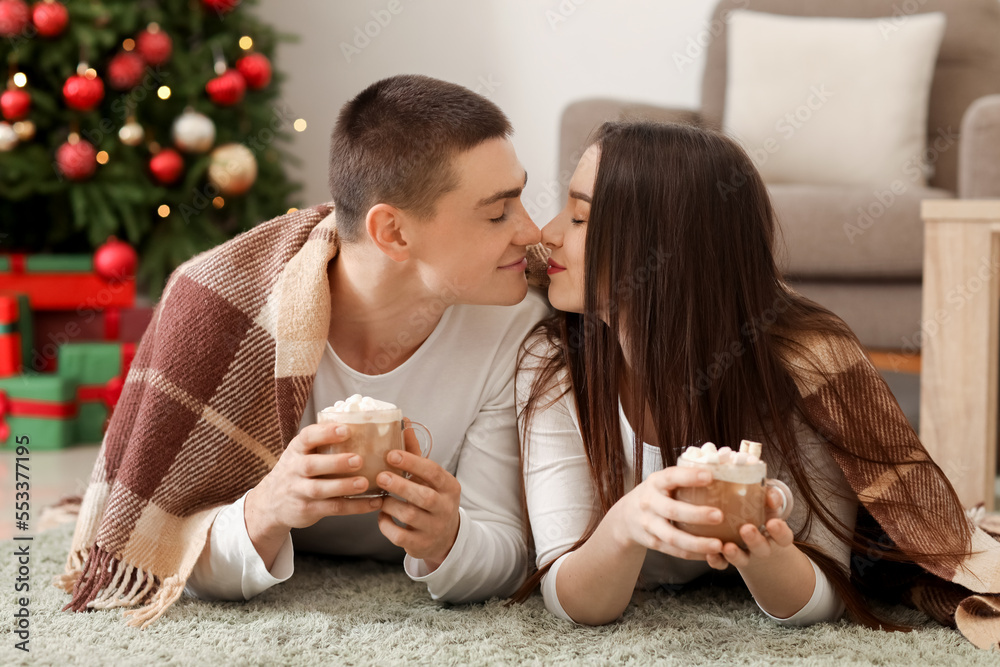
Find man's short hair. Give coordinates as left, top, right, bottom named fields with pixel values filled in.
left=328, top=74, right=513, bottom=242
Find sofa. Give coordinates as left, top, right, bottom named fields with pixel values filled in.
left=557, top=0, right=1000, bottom=351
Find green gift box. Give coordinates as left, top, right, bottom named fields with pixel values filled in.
left=0, top=255, right=94, bottom=273
left=57, top=342, right=135, bottom=444
left=0, top=375, right=78, bottom=450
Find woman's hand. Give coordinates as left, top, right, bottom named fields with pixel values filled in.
left=610, top=465, right=724, bottom=560
left=706, top=487, right=798, bottom=571
left=705, top=488, right=816, bottom=619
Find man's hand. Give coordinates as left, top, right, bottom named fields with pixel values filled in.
left=376, top=427, right=461, bottom=572
left=245, top=421, right=384, bottom=569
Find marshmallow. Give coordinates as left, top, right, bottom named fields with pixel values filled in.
left=740, top=439, right=762, bottom=458
left=318, top=394, right=401, bottom=424
left=326, top=394, right=397, bottom=413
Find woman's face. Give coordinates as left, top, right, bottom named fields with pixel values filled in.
left=541, top=144, right=598, bottom=314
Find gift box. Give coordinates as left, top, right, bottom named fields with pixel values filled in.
left=31, top=307, right=152, bottom=373
left=57, top=342, right=136, bottom=444
left=0, top=375, right=78, bottom=450
left=0, top=253, right=135, bottom=311
left=0, top=293, right=32, bottom=378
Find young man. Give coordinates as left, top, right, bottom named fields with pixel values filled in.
left=60, top=75, right=548, bottom=624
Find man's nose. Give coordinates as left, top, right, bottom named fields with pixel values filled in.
left=516, top=210, right=541, bottom=246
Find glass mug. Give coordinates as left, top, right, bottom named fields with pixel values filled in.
left=317, top=406, right=433, bottom=498
left=673, top=458, right=793, bottom=549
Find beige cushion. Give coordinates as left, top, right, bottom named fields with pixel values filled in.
left=701, top=0, right=1000, bottom=193
left=723, top=10, right=945, bottom=187
left=770, top=183, right=952, bottom=279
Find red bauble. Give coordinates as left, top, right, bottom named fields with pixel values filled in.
left=94, top=237, right=138, bottom=281
left=136, top=27, right=172, bottom=66
left=0, top=88, right=30, bottom=120
left=201, top=0, right=239, bottom=13
left=31, top=0, right=67, bottom=37
left=0, top=0, right=29, bottom=37
left=107, top=52, right=145, bottom=90
left=63, top=73, right=104, bottom=111
left=236, top=53, right=271, bottom=90
left=56, top=139, right=97, bottom=181
left=205, top=69, right=245, bottom=106
left=149, top=148, right=183, bottom=185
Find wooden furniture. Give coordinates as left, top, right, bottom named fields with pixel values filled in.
left=919, top=199, right=1000, bottom=510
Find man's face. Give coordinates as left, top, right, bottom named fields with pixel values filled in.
left=404, top=137, right=541, bottom=306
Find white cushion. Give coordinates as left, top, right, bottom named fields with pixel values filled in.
left=722, top=10, right=946, bottom=187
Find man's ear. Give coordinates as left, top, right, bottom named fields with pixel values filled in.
left=364, top=203, right=410, bottom=262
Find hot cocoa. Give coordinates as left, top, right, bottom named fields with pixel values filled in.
left=317, top=394, right=431, bottom=498
left=673, top=440, right=792, bottom=548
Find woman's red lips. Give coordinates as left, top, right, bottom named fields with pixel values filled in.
left=546, top=258, right=566, bottom=275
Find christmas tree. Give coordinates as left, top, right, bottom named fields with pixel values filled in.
left=0, top=0, right=302, bottom=296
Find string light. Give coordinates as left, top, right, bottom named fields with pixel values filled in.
left=293, top=119, right=307, bottom=132
left=239, top=36, right=253, bottom=50
left=157, top=204, right=170, bottom=217
left=213, top=197, right=225, bottom=208
left=157, top=86, right=171, bottom=99
left=84, top=68, right=98, bottom=79
left=12, top=72, right=26, bottom=87
left=286, top=207, right=298, bottom=214
left=123, top=38, right=135, bottom=51
left=96, top=151, right=109, bottom=164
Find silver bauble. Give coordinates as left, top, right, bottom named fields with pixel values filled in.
left=171, top=109, right=216, bottom=153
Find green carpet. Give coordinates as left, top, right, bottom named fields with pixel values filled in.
left=1, top=521, right=994, bottom=666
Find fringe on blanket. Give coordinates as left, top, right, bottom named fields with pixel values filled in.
left=56, top=543, right=181, bottom=628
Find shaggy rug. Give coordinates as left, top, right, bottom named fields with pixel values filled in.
left=1, top=521, right=995, bottom=666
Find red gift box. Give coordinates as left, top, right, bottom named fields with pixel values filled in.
left=0, top=296, right=22, bottom=378
left=0, top=253, right=135, bottom=311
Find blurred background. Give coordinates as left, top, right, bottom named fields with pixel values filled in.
left=254, top=0, right=713, bottom=225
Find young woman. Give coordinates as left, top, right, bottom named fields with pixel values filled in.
left=514, top=121, right=981, bottom=629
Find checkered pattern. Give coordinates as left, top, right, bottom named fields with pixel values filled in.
left=788, top=332, right=1000, bottom=649
left=57, top=204, right=337, bottom=627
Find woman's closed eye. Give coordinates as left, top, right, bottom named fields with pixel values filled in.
left=571, top=218, right=587, bottom=225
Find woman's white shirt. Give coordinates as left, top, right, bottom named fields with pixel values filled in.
left=518, top=352, right=857, bottom=626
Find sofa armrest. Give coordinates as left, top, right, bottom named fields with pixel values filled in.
left=559, top=99, right=701, bottom=197
left=958, top=94, right=1000, bottom=199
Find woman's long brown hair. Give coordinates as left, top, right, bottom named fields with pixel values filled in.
left=511, top=121, right=971, bottom=630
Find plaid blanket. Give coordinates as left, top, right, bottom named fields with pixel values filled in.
left=58, top=204, right=341, bottom=627
left=787, top=333, right=1000, bottom=649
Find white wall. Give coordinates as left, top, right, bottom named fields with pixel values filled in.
left=253, top=0, right=718, bottom=224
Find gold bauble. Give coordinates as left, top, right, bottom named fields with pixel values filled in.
left=207, top=143, right=257, bottom=195
left=12, top=120, right=35, bottom=141
left=118, top=121, right=145, bottom=146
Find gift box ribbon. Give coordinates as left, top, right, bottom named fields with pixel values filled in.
left=0, top=389, right=78, bottom=442
left=76, top=343, right=136, bottom=409
left=0, top=322, right=18, bottom=334
left=2, top=254, right=27, bottom=275
left=104, top=307, right=120, bottom=340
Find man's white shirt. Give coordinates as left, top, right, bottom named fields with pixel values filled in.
left=185, top=290, right=550, bottom=603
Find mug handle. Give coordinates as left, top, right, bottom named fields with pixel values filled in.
left=763, top=478, right=794, bottom=522
left=402, top=419, right=433, bottom=458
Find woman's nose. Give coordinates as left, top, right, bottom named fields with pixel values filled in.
left=542, top=218, right=562, bottom=248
